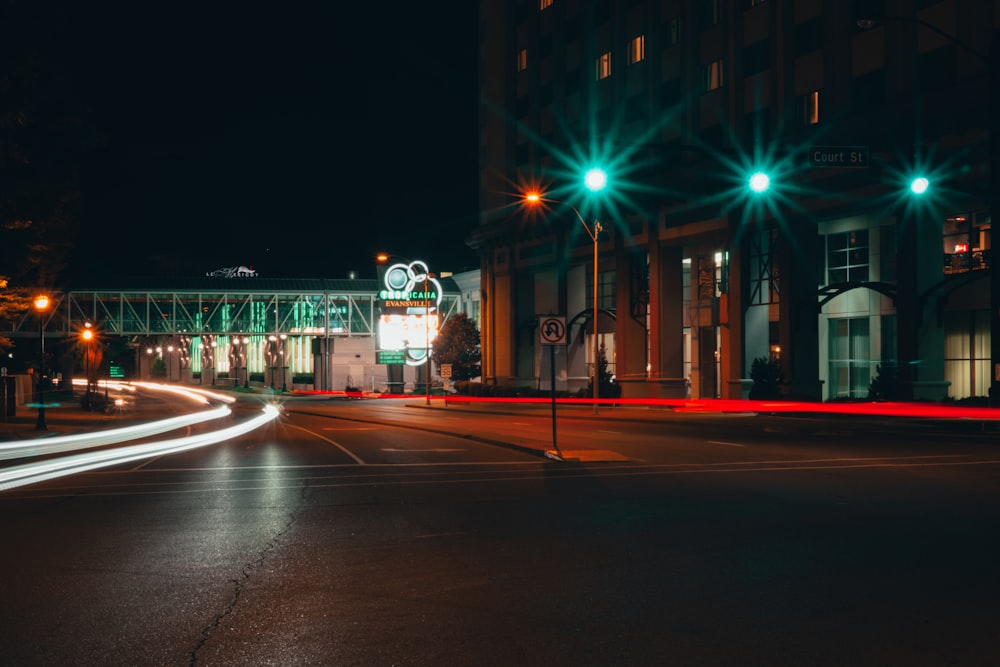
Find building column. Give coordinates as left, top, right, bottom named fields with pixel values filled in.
left=780, top=215, right=822, bottom=400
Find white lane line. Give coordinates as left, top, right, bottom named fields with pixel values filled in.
left=284, top=423, right=366, bottom=465
left=707, top=440, right=746, bottom=447
left=323, top=427, right=378, bottom=431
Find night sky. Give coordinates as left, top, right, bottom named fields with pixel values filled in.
left=56, top=4, right=480, bottom=282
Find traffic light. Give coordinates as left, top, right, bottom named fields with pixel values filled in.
left=748, top=171, right=771, bottom=194
left=910, top=176, right=929, bottom=195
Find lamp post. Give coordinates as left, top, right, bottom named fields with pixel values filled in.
left=82, top=323, right=94, bottom=407
left=856, top=16, right=997, bottom=404
left=525, top=193, right=603, bottom=415
left=280, top=334, right=288, bottom=392
left=33, top=295, right=49, bottom=431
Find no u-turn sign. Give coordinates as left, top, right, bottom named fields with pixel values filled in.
left=540, top=316, right=567, bottom=345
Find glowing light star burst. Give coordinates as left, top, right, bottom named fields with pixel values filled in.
left=910, top=177, right=929, bottom=195
left=749, top=171, right=771, bottom=193
left=584, top=168, right=608, bottom=192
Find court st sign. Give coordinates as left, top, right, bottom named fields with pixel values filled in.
left=809, top=145, right=869, bottom=168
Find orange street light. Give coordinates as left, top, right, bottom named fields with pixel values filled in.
left=33, top=295, right=51, bottom=430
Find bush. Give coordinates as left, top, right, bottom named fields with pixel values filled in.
left=868, top=363, right=899, bottom=401
left=749, top=356, right=783, bottom=399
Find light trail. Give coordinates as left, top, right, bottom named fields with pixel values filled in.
left=0, top=404, right=280, bottom=492
left=0, top=381, right=238, bottom=460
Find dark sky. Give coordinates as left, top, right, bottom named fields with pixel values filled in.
left=62, top=4, right=480, bottom=281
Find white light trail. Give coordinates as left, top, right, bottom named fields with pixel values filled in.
left=0, top=404, right=280, bottom=492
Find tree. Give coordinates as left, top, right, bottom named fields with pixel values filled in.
left=749, top=356, right=783, bottom=399
left=586, top=340, right=621, bottom=399
left=431, top=313, right=481, bottom=381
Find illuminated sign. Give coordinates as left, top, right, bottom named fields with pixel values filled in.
left=954, top=243, right=969, bottom=253
left=376, top=260, right=442, bottom=366
left=206, top=265, right=258, bottom=277
left=377, top=350, right=408, bottom=365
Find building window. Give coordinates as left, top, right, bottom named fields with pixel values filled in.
left=801, top=90, right=820, bottom=126
left=827, top=230, right=869, bottom=283
left=749, top=0, right=767, bottom=6
left=540, top=0, right=553, bottom=9
left=794, top=16, right=823, bottom=57
left=743, top=39, right=769, bottom=76
left=703, top=59, right=724, bottom=91
left=666, top=17, right=681, bottom=46
left=829, top=317, right=871, bottom=399
left=944, top=310, right=990, bottom=399
left=628, top=35, right=645, bottom=64
left=596, top=51, right=611, bottom=80
left=749, top=229, right=779, bottom=305
left=586, top=269, right=616, bottom=311
left=699, top=0, right=723, bottom=29
left=516, top=48, right=528, bottom=72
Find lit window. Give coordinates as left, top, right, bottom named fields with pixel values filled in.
left=596, top=51, right=611, bottom=80
left=628, top=35, right=645, bottom=64
left=540, top=0, right=553, bottom=8
left=516, top=48, right=527, bottom=72
left=803, top=90, right=820, bottom=125
left=704, top=59, right=724, bottom=91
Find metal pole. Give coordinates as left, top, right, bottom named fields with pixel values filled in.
left=592, top=222, right=603, bottom=415
left=36, top=312, right=46, bottom=431
left=550, top=343, right=559, bottom=455
left=425, top=274, right=431, bottom=405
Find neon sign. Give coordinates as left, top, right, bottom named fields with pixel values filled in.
left=376, top=260, right=443, bottom=366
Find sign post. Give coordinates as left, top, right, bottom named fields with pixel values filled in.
left=539, top=316, right=567, bottom=460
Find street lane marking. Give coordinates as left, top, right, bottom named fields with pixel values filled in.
left=598, top=430, right=622, bottom=434
left=285, top=423, right=366, bottom=465
left=323, top=427, right=377, bottom=431
left=707, top=440, right=746, bottom=447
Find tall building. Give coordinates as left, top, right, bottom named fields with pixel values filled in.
left=472, top=0, right=997, bottom=402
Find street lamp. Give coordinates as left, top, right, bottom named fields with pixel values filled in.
left=525, top=192, right=603, bottom=415
left=82, top=323, right=94, bottom=408
left=33, top=294, right=49, bottom=431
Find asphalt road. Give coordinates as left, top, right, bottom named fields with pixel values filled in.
left=0, top=396, right=998, bottom=666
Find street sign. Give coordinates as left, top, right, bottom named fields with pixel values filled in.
left=539, top=316, right=567, bottom=345
left=809, top=145, right=869, bottom=168
left=440, top=364, right=452, bottom=378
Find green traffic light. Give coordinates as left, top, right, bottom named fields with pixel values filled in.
left=910, top=177, right=929, bottom=195
left=584, top=168, right=607, bottom=192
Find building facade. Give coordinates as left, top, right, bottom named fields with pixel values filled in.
left=473, top=0, right=997, bottom=402
left=1, top=271, right=482, bottom=393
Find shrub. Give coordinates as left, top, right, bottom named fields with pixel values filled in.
left=749, top=356, right=783, bottom=399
